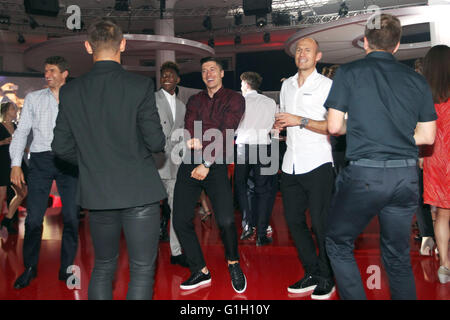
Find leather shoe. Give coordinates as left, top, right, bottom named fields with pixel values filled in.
left=171, top=254, right=189, bottom=268
left=256, top=235, right=273, bottom=246
left=240, top=225, right=254, bottom=240
left=14, top=267, right=37, bottom=289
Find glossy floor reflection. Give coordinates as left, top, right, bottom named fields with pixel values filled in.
left=0, top=193, right=448, bottom=300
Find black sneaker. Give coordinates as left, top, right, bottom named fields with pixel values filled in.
left=287, top=274, right=318, bottom=294
left=180, top=270, right=211, bottom=290
left=311, top=278, right=336, bottom=300
left=228, top=263, right=247, bottom=293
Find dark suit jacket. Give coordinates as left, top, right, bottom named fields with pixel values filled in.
left=52, top=61, right=167, bottom=210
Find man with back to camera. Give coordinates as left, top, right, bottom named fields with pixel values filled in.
left=325, top=13, right=437, bottom=300
left=10, top=56, right=79, bottom=289
left=52, top=18, right=167, bottom=300
left=274, top=37, right=336, bottom=300
left=172, top=57, right=247, bottom=293
left=235, top=71, right=277, bottom=246
left=153, top=61, right=188, bottom=267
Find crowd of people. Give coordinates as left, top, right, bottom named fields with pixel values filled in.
left=0, top=13, right=448, bottom=300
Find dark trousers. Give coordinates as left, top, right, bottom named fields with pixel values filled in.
left=23, top=152, right=78, bottom=272
left=326, top=161, right=418, bottom=300
left=281, top=162, right=335, bottom=280
left=416, top=167, right=434, bottom=237
left=88, top=203, right=160, bottom=300
left=234, top=144, right=277, bottom=237
left=173, top=163, right=239, bottom=273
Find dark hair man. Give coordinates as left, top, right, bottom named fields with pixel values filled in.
left=153, top=61, right=187, bottom=267
left=10, top=55, right=79, bottom=289
left=235, top=71, right=277, bottom=245
left=52, top=18, right=167, bottom=300
left=172, top=56, right=247, bottom=293
left=325, top=14, right=437, bottom=300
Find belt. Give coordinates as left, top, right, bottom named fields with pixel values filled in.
left=349, top=158, right=417, bottom=168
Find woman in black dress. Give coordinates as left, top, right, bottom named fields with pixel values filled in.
left=0, top=102, right=28, bottom=237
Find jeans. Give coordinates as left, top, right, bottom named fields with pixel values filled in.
left=326, top=161, right=418, bottom=300
left=88, top=203, right=160, bottom=300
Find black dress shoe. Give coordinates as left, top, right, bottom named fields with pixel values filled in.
left=14, top=267, right=37, bottom=289
left=171, top=254, right=189, bottom=268
left=240, top=225, right=254, bottom=240
left=256, top=235, right=273, bottom=246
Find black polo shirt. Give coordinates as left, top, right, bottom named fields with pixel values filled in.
left=324, top=51, right=437, bottom=161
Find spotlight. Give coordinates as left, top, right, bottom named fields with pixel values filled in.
left=0, top=15, right=10, bottom=25
left=339, top=1, right=349, bottom=17
left=208, top=37, right=215, bottom=48
left=114, top=0, right=129, bottom=11
left=234, top=34, right=241, bottom=45
left=263, top=32, right=270, bottom=43
left=17, top=33, right=25, bottom=44
left=234, top=13, right=242, bottom=26
left=256, top=14, right=267, bottom=28
left=203, top=16, right=212, bottom=30
left=28, top=16, right=39, bottom=29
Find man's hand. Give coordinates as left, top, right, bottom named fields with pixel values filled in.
left=0, top=137, right=12, bottom=146
left=187, top=138, right=203, bottom=150
left=11, top=166, right=25, bottom=187
left=274, top=113, right=301, bottom=129
left=191, top=164, right=209, bottom=180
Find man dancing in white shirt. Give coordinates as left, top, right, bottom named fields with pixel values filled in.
left=274, top=38, right=335, bottom=300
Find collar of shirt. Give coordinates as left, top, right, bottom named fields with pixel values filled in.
left=200, top=86, right=225, bottom=100
left=290, top=69, right=320, bottom=89
left=243, top=90, right=257, bottom=98
left=366, top=51, right=396, bottom=61
left=161, top=88, right=176, bottom=121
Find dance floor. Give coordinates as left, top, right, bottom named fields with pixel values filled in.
left=0, top=192, right=448, bottom=301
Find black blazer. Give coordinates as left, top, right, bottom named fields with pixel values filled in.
left=52, top=61, right=167, bottom=210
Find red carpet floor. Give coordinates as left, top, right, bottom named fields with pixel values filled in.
left=0, top=192, right=448, bottom=300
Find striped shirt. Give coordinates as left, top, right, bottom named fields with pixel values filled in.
left=10, top=88, right=59, bottom=167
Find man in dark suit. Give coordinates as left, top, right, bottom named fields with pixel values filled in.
left=52, top=18, right=167, bottom=300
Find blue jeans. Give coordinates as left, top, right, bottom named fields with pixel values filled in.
left=88, top=203, right=160, bottom=300
left=23, top=152, right=78, bottom=271
left=326, top=160, right=418, bottom=300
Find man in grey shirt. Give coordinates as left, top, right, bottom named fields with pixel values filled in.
left=10, top=56, right=79, bottom=289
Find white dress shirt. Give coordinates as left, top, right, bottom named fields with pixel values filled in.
left=235, top=90, right=276, bottom=145
left=280, top=69, right=333, bottom=174
left=162, top=89, right=176, bottom=122
left=10, top=88, right=59, bottom=167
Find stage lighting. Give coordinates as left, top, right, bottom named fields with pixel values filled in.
left=256, top=14, right=267, bottom=28
left=234, top=13, right=242, bottom=26
left=339, top=1, right=349, bottom=17
left=114, top=0, right=129, bottom=11
left=0, top=15, right=10, bottom=25
left=263, top=32, right=270, bottom=43
left=234, top=34, right=241, bottom=45
left=203, top=16, right=212, bottom=30
left=208, top=37, right=215, bottom=48
left=28, top=16, right=39, bottom=29
left=17, top=33, right=26, bottom=44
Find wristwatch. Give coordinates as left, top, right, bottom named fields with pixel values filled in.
left=202, top=160, right=213, bottom=168
left=299, top=117, right=309, bottom=129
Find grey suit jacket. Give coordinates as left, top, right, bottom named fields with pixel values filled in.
left=153, top=89, right=186, bottom=180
